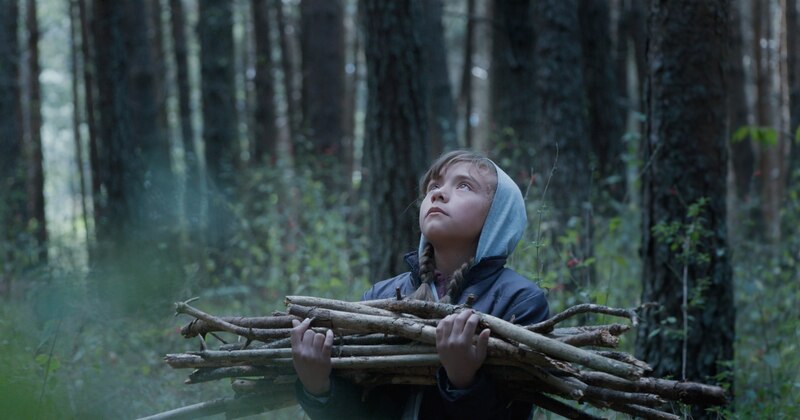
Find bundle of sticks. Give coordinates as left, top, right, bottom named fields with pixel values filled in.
left=148, top=294, right=727, bottom=420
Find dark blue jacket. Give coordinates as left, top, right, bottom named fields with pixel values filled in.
left=295, top=252, right=549, bottom=419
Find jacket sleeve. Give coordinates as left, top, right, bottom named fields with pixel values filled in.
left=295, top=376, right=410, bottom=420
left=436, top=366, right=510, bottom=419
left=505, top=288, right=550, bottom=326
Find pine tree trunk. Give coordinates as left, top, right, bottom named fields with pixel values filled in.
left=68, top=0, right=90, bottom=246
left=637, top=2, right=734, bottom=418
left=534, top=0, right=592, bottom=285
left=25, top=0, right=47, bottom=263
left=490, top=0, right=536, bottom=183
left=420, top=0, right=458, bottom=156
left=458, top=0, right=476, bottom=149
left=251, top=0, right=278, bottom=164
left=362, top=0, right=429, bottom=282
left=300, top=0, right=345, bottom=186
left=787, top=0, right=800, bottom=182
left=0, top=0, right=23, bottom=297
left=275, top=0, right=298, bottom=148
left=199, top=0, right=237, bottom=253
left=728, top=0, right=754, bottom=202
left=580, top=0, right=625, bottom=206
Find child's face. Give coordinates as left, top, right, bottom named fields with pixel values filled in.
left=419, top=161, right=496, bottom=251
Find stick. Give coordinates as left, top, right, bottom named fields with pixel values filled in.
left=180, top=315, right=298, bottom=338
left=286, top=303, right=570, bottom=373
left=528, top=303, right=642, bottom=333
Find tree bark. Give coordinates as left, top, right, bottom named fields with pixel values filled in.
left=458, top=0, right=476, bottom=149
left=534, top=0, right=592, bottom=285
left=637, top=2, right=734, bottom=418
left=199, top=0, right=237, bottom=253
left=580, top=0, right=625, bottom=206
left=420, top=0, right=458, bottom=156
left=25, top=0, right=47, bottom=263
left=68, top=0, right=90, bottom=247
left=362, top=0, right=429, bottom=282
left=728, top=0, right=754, bottom=202
left=169, top=0, right=203, bottom=245
left=274, top=0, right=298, bottom=148
left=250, top=0, right=278, bottom=165
left=299, top=0, right=345, bottom=186
left=788, top=0, right=800, bottom=182
left=0, top=0, right=23, bottom=297
left=490, top=0, right=536, bottom=184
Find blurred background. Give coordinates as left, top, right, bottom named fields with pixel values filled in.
left=0, top=0, right=798, bottom=418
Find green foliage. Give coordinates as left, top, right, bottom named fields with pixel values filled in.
left=731, top=125, right=778, bottom=147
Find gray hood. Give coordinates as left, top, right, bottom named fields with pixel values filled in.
left=418, top=161, right=527, bottom=263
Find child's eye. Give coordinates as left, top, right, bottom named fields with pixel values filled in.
left=458, top=182, right=472, bottom=190
left=427, top=183, right=440, bottom=192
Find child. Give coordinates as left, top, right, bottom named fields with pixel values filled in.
left=291, top=150, right=549, bottom=419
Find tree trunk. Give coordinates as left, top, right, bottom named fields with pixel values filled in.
left=199, top=0, right=237, bottom=254
left=0, top=0, right=24, bottom=297
left=251, top=0, right=278, bottom=164
left=490, top=0, right=536, bottom=184
left=147, top=0, right=169, bottom=148
left=91, top=0, right=180, bottom=310
left=275, top=0, right=298, bottom=149
left=25, top=0, right=47, bottom=263
left=637, top=2, right=734, bottom=418
left=458, top=0, right=476, bottom=149
left=534, top=0, right=592, bottom=286
left=78, top=0, right=99, bottom=254
left=420, top=0, right=458, bottom=156
left=580, top=0, right=625, bottom=206
left=362, top=0, right=429, bottom=282
left=300, top=0, right=345, bottom=186
left=728, top=0, right=754, bottom=202
left=69, top=0, right=90, bottom=246
left=788, top=0, right=800, bottom=182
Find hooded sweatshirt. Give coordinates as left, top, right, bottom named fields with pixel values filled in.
left=296, top=161, right=549, bottom=420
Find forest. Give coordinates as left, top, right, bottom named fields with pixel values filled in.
left=0, top=0, right=798, bottom=418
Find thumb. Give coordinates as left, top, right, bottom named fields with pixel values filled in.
left=476, top=328, right=491, bottom=361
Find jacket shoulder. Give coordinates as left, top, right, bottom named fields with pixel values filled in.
left=362, top=272, right=416, bottom=301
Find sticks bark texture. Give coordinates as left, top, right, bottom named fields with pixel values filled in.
left=157, top=297, right=727, bottom=420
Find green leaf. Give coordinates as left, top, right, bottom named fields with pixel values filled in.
left=731, top=126, right=750, bottom=143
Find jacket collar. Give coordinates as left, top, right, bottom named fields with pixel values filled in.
left=403, top=251, right=507, bottom=289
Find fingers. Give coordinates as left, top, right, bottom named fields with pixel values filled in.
left=451, top=310, right=471, bottom=335
left=290, top=318, right=311, bottom=348
left=322, top=329, right=334, bottom=358
left=476, top=328, right=491, bottom=360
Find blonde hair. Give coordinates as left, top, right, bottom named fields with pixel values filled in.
left=407, top=150, right=497, bottom=303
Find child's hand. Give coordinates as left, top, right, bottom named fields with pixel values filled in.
left=435, top=310, right=491, bottom=389
left=290, top=318, right=333, bottom=396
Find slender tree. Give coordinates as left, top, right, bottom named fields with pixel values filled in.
left=275, top=0, right=299, bottom=147
left=0, top=0, right=24, bottom=297
left=251, top=0, right=278, bottom=164
left=490, top=0, right=536, bottom=183
left=69, top=0, right=90, bottom=245
left=788, top=0, right=800, bottom=182
left=25, top=0, right=47, bottom=263
left=91, top=0, right=179, bottom=309
left=458, top=0, right=476, bottom=149
left=198, top=0, right=237, bottom=256
left=362, top=0, right=429, bottom=282
left=580, top=0, right=625, bottom=205
left=728, top=0, right=754, bottom=203
left=420, top=0, right=458, bottom=156
left=300, top=0, right=345, bottom=185
left=637, top=2, right=734, bottom=418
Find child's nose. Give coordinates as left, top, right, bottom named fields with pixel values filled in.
left=431, top=187, right=447, bottom=202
